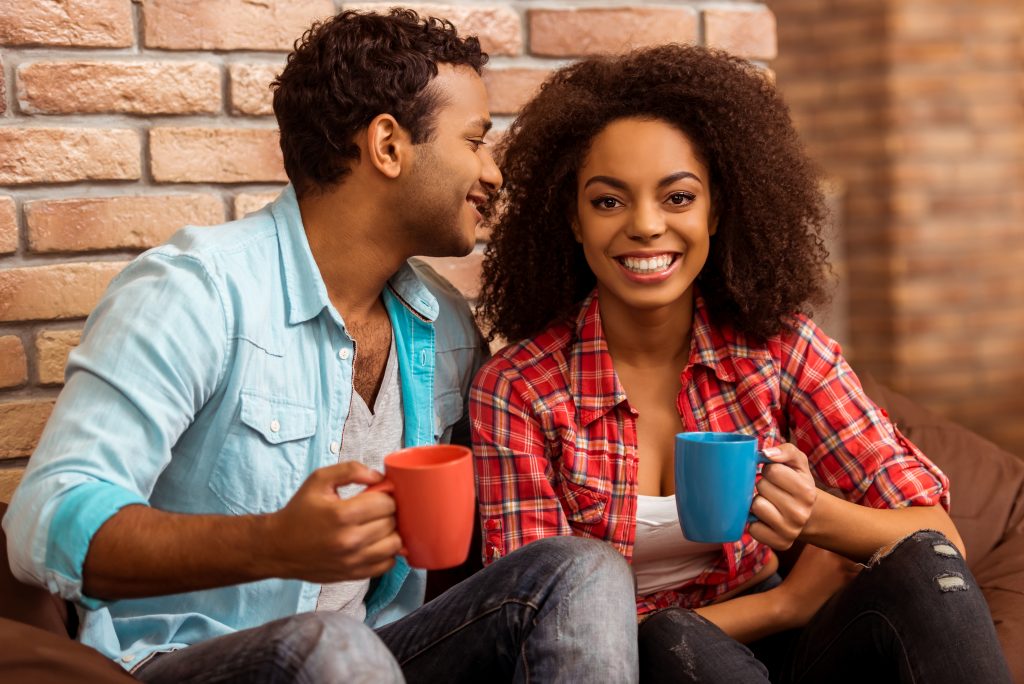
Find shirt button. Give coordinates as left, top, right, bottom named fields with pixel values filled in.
left=269, top=419, right=281, bottom=433
left=338, top=348, right=351, bottom=360
left=121, top=654, right=135, bottom=663
left=329, top=441, right=340, bottom=454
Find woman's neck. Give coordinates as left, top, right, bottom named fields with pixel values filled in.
left=598, top=287, right=695, bottom=369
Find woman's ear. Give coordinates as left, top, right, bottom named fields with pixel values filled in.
left=569, top=212, right=583, bottom=243
left=365, top=113, right=409, bottom=179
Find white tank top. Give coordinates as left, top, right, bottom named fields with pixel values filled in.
left=632, top=494, right=721, bottom=595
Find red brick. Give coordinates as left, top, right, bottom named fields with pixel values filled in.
left=36, top=330, right=83, bottom=386
left=347, top=3, right=522, bottom=56
left=528, top=7, right=697, bottom=57
left=0, top=262, right=128, bottom=323
left=0, top=197, right=16, bottom=254
left=0, top=400, right=54, bottom=458
left=482, top=68, right=550, bottom=116
left=18, top=61, right=221, bottom=115
left=150, top=128, right=286, bottom=183
left=234, top=192, right=282, bottom=219
left=0, top=128, right=140, bottom=185
left=703, top=6, right=778, bottom=60
left=143, top=0, right=334, bottom=51
left=0, top=56, right=5, bottom=115
left=230, top=63, right=283, bottom=116
left=25, top=194, right=225, bottom=253
left=0, top=0, right=133, bottom=47
left=0, top=336, right=28, bottom=389
left=417, top=248, right=483, bottom=300
left=0, top=468, right=26, bottom=502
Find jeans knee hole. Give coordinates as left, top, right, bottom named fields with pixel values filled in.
left=934, top=572, right=968, bottom=592
left=932, top=543, right=959, bottom=558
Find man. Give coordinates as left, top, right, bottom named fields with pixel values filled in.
left=3, top=9, right=638, bottom=682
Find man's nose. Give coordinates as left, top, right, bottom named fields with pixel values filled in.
left=481, top=147, right=502, bottom=192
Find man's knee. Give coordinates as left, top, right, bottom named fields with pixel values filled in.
left=276, top=612, right=403, bottom=683
left=523, top=536, right=634, bottom=588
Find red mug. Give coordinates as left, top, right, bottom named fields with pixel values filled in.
left=368, top=444, right=475, bottom=570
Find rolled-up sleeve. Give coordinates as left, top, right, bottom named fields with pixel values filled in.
left=3, top=249, right=228, bottom=608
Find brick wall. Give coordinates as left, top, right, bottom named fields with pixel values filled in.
left=0, top=0, right=777, bottom=499
left=769, top=0, right=1024, bottom=456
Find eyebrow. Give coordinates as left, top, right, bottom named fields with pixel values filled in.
left=583, top=171, right=703, bottom=190
left=467, top=117, right=493, bottom=135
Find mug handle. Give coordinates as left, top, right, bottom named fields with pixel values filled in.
left=746, top=451, right=773, bottom=524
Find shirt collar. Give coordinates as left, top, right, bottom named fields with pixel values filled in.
left=570, top=289, right=772, bottom=422
left=272, top=185, right=438, bottom=326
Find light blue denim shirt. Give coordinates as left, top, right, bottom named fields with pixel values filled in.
left=3, top=185, right=486, bottom=669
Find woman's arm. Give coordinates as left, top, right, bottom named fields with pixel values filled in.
left=804, top=496, right=964, bottom=561
left=696, top=545, right=860, bottom=642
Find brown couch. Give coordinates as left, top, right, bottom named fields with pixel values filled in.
left=2, top=374, right=1022, bottom=681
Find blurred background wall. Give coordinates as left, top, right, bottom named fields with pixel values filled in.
left=1, top=0, right=1021, bottom=500
left=769, top=0, right=1024, bottom=457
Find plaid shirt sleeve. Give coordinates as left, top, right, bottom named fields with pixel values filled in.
left=470, top=358, right=573, bottom=566
left=779, top=315, right=950, bottom=510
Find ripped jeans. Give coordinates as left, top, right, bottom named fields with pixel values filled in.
left=638, top=530, right=1012, bottom=683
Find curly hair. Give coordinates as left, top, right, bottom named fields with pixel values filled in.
left=272, top=9, right=487, bottom=198
left=478, top=44, right=831, bottom=343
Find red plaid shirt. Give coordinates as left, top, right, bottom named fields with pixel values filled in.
left=470, top=291, right=949, bottom=616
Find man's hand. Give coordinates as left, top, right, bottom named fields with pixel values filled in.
left=265, top=462, right=403, bottom=583
left=749, top=443, right=818, bottom=550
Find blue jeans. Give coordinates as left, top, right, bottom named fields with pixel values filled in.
left=638, top=531, right=1012, bottom=683
left=136, top=536, right=639, bottom=683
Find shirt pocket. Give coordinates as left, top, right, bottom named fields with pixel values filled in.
left=433, top=389, right=464, bottom=444
left=209, top=390, right=317, bottom=515
left=553, top=438, right=609, bottom=525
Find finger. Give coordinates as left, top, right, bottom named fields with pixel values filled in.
left=341, top=530, right=404, bottom=567
left=747, top=519, right=794, bottom=551
left=313, top=461, right=385, bottom=489
left=758, top=464, right=817, bottom=502
left=335, top=490, right=397, bottom=525
left=333, top=513, right=399, bottom=551
left=763, top=443, right=812, bottom=474
left=755, top=478, right=814, bottom=525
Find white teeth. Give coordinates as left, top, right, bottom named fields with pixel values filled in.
left=621, top=254, right=674, bottom=273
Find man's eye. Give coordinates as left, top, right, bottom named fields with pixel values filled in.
left=469, top=138, right=486, bottom=150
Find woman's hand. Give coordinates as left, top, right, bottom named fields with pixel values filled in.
left=773, top=544, right=861, bottom=628
left=749, top=443, right=817, bottom=550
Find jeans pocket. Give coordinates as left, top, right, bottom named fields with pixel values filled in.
left=209, top=390, right=317, bottom=514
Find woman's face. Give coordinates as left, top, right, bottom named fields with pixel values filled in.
left=574, top=117, right=715, bottom=315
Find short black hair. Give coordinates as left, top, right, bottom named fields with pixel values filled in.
left=272, top=9, right=487, bottom=197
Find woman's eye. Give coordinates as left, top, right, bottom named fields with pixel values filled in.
left=667, top=192, right=694, bottom=206
left=591, top=197, right=622, bottom=210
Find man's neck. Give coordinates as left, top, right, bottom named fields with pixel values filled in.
left=298, top=181, right=407, bottom=322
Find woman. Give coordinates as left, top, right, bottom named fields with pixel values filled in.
left=469, top=45, right=1011, bottom=682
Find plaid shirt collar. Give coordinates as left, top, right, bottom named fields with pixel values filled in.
left=570, top=288, right=773, bottom=427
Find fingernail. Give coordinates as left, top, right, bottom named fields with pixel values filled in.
left=764, top=447, right=782, bottom=459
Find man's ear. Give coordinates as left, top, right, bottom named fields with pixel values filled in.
left=365, top=113, right=409, bottom=179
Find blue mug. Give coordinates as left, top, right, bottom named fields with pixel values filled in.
left=674, top=432, right=770, bottom=543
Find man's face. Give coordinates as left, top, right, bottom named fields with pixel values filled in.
left=400, top=64, right=502, bottom=258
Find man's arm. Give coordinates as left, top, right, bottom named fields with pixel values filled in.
left=83, top=462, right=402, bottom=599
